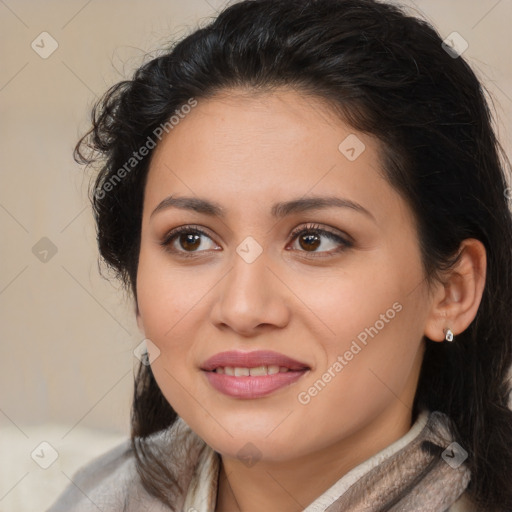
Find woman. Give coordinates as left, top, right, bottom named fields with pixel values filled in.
left=48, top=0, right=512, bottom=510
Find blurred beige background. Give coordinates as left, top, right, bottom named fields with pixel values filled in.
left=1, top=0, right=511, bottom=510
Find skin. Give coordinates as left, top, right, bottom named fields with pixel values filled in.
left=135, top=87, right=486, bottom=512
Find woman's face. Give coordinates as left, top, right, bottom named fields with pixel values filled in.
left=136, top=88, right=434, bottom=463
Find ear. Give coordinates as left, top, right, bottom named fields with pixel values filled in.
left=424, top=238, right=487, bottom=342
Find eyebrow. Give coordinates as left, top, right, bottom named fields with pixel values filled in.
left=150, top=195, right=375, bottom=221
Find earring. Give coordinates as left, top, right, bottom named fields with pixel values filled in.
left=443, top=328, right=454, bottom=342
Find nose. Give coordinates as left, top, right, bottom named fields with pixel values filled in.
left=209, top=248, right=291, bottom=336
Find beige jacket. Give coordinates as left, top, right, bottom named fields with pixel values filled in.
left=47, top=410, right=479, bottom=512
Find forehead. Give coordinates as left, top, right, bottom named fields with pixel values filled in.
left=144, top=88, right=397, bottom=222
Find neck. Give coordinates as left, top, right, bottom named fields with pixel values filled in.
left=215, top=401, right=414, bottom=512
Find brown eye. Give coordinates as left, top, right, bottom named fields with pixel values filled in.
left=289, top=223, right=352, bottom=256
left=160, top=225, right=219, bottom=257
left=178, top=232, right=202, bottom=251
left=298, top=232, right=321, bottom=251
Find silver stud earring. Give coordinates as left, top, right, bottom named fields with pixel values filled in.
left=443, top=328, right=454, bottom=342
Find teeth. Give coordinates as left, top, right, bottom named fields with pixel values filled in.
left=214, top=365, right=292, bottom=376
left=249, top=365, right=267, bottom=376
left=268, top=365, right=280, bottom=375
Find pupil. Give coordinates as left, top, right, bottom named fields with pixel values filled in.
left=300, top=233, right=320, bottom=251
left=181, top=233, right=200, bottom=251
left=179, top=232, right=322, bottom=252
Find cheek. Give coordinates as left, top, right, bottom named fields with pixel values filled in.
left=297, top=252, right=426, bottom=397
left=136, top=241, right=200, bottom=339
left=135, top=244, right=216, bottom=392
left=294, top=295, right=423, bottom=446
left=136, top=251, right=203, bottom=412
left=298, top=255, right=413, bottom=348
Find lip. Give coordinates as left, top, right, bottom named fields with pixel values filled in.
left=200, top=350, right=310, bottom=399
left=200, top=350, right=310, bottom=372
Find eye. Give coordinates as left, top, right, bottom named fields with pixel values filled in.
left=160, top=223, right=352, bottom=259
left=160, top=225, right=220, bottom=257
left=287, top=223, right=352, bottom=256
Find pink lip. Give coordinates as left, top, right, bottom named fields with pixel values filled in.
left=200, top=350, right=309, bottom=371
left=200, top=350, right=310, bottom=399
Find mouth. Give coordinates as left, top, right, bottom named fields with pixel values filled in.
left=210, top=365, right=297, bottom=376
left=200, top=350, right=310, bottom=399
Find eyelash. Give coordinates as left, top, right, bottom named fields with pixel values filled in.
left=160, top=223, right=352, bottom=259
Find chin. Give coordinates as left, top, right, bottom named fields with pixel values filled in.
left=197, top=422, right=316, bottom=462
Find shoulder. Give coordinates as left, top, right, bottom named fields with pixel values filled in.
left=46, top=438, right=171, bottom=512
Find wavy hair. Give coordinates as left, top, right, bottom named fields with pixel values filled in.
left=75, top=0, right=512, bottom=509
